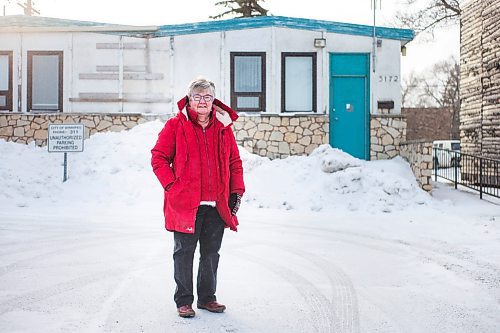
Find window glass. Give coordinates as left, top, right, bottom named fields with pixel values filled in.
left=234, top=56, right=262, bottom=93
left=32, top=55, right=59, bottom=110
left=0, top=55, right=9, bottom=91
left=230, top=52, right=265, bottom=112
left=237, top=96, right=259, bottom=108
left=285, top=56, right=313, bottom=112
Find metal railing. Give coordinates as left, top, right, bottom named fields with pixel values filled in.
left=433, top=148, right=500, bottom=199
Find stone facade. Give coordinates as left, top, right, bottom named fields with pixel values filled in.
left=370, top=115, right=407, bottom=160
left=402, top=107, right=456, bottom=141
left=399, top=140, right=433, bottom=192
left=0, top=113, right=149, bottom=146
left=460, top=0, right=500, bottom=160
left=233, top=115, right=329, bottom=159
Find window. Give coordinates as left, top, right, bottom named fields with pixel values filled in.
left=0, top=51, right=13, bottom=111
left=230, top=52, right=265, bottom=112
left=28, top=51, right=63, bottom=112
left=281, top=53, right=317, bottom=112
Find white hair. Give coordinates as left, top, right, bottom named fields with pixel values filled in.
left=186, top=77, right=215, bottom=97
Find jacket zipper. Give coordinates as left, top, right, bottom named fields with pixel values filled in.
left=202, top=127, right=212, bottom=199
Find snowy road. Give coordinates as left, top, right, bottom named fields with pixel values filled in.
left=1, top=198, right=499, bottom=333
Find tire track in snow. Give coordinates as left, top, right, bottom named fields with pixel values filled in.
left=0, top=233, right=155, bottom=278
left=277, top=245, right=360, bottom=333
left=232, top=248, right=334, bottom=333
left=257, top=222, right=500, bottom=290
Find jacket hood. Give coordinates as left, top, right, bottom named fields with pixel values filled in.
left=176, top=96, right=238, bottom=127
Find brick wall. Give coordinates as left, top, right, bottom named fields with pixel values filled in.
left=402, top=107, right=454, bottom=141
left=461, top=0, right=500, bottom=160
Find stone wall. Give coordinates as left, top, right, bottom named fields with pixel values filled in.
left=399, top=140, right=433, bottom=192
left=233, top=115, right=329, bottom=159
left=402, top=107, right=455, bottom=141
left=370, top=115, right=406, bottom=160
left=0, top=113, right=149, bottom=146
left=461, top=0, right=500, bottom=160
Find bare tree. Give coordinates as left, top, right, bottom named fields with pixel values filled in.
left=401, top=71, right=424, bottom=108
left=395, top=0, right=462, bottom=35
left=211, top=0, right=269, bottom=19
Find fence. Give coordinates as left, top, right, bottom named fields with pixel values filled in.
left=433, top=148, right=500, bottom=199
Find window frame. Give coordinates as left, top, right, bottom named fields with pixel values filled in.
left=230, top=52, right=266, bottom=112
left=281, top=52, right=317, bottom=113
left=0, top=51, right=13, bottom=111
left=27, top=50, right=64, bottom=113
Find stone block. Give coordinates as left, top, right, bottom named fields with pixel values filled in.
left=278, top=142, right=290, bottom=154
left=290, top=143, right=305, bottom=154
left=256, top=139, right=267, bottom=149
left=284, top=132, right=297, bottom=143
left=17, top=120, right=30, bottom=126
left=381, top=134, right=394, bottom=145
left=0, top=126, right=13, bottom=136
left=254, top=131, right=264, bottom=140
left=281, top=117, right=289, bottom=126
left=303, top=128, right=313, bottom=135
left=269, top=117, right=281, bottom=126
left=34, top=129, right=48, bottom=140
left=236, top=130, right=248, bottom=141
left=278, top=126, right=287, bottom=133
left=97, top=120, right=113, bottom=131
left=305, top=144, right=317, bottom=154
left=290, top=118, right=300, bottom=126
left=243, top=120, right=256, bottom=130
left=298, top=136, right=311, bottom=146
left=14, top=127, right=25, bottom=137
left=372, top=144, right=384, bottom=152
left=294, top=127, right=304, bottom=134
left=257, top=123, right=273, bottom=131
left=269, top=131, right=284, bottom=141
left=268, top=145, right=278, bottom=153
left=312, top=135, right=323, bottom=144
left=0, top=117, right=7, bottom=127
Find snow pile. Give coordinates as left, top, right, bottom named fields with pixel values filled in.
left=0, top=120, right=431, bottom=215
left=241, top=144, right=430, bottom=213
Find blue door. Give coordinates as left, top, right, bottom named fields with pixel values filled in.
left=329, top=54, right=370, bottom=160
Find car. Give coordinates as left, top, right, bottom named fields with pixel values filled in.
left=432, top=140, right=461, bottom=168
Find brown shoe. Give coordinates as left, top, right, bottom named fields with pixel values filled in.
left=197, top=301, right=226, bottom=313
left=177, top=304, right=195, bottom=318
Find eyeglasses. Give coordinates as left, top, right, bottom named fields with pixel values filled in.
left=191, top=94, right=214, bottom=102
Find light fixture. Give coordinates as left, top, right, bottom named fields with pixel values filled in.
left=376, top=39, right=382, bottom=48
left=401, top=45, right=407, bottom=56
left=314, top=38, right=326, bottom=48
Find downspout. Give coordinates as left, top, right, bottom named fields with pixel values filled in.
left=18, top=32, right=23, bottom=112
left=118, top=35, right=124, bottom=113
left=271, top=26, right=276, bottom=113
left=169, top=36, right=175, bottom=114
left=219, top=31, right=226, bottom=101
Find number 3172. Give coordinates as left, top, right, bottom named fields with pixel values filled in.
left=379, top=75, right=398, bottom=82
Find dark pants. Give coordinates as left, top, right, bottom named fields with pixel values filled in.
left=173, top=205, right=225, bottom=307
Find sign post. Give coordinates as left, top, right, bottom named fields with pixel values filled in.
left=48, top=124, right=85, bottom=182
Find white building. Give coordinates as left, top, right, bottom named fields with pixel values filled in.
left=0, top=15, right=414, bottom=160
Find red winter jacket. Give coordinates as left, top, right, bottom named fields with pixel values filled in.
left=151, top=97, right=245, bottom=233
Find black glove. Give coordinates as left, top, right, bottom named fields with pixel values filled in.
left=229, top=193, right=242, bottom=216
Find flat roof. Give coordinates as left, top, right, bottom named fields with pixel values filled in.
left=0, top=15, right=414, bottom=42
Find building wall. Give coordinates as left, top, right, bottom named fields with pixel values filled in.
left=370, top=114, right=406, bottom=160
left=399, top=140, right=433, bottom=192
left=402, top=107, right=454, bottom=141
left=461, top=0, right=500, bottom=160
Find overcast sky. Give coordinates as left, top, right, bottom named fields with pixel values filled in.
left=2, top=0, right=459, bottom=77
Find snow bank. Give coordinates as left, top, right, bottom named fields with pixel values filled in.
left=0, top=121, right=431, bottom=215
